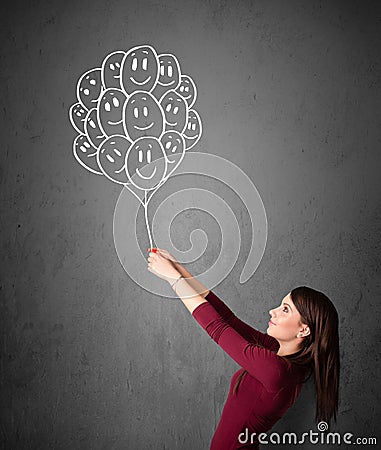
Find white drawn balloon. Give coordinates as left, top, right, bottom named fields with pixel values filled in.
left=176, top=75, right=197, bottom=108
left=101, top=51, right=125, bottom=89
left=183, top=109, right=202, bottom=150
left=160, top=90, right=188, bottom=134
left=69, top=102, right=88, bottom=134
left=97, top=88, right=128, bottom=137
left=125, top=137, right=167, bottom=191
left=70, top=45, right=206, bottom=263
left=84, top=108, right=106, bottom=148
left=77, top=68, right=103, bottom=110
left=97, top=135, right=132, bottom=184
left=152, top=53, right=181, bottom=100
left=121, top=45, right=159, bottom=94
left=160, top=131, right=185, bottom=179
left=73, top=134, right=103, bottom=175
left=123, top=91, right=164, bottom=142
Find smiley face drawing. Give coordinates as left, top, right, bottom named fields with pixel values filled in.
left=73, top=134, right=103, bottom=175
left=97, top=135, right=132, bottom=184
left=121, top=45, right=159, bottom=94
left=160, top=90, right=188, bottom=134
left=152, top=54, right=181, bottom=100
left=176, top=75, right=197, bottom=108
left=77, top=68, right=103, bottom=110
left=101, top=51, right=125, bottom=89
left=84, top=108, right=106, bottom=148
left=97, top=88, right=128, bottom=137
left=125, top=137, right=167, bottom=191
left=69, top=102, right=88, bottom=134
left=160, top=131, right=185, bottom=179
left=183, top=109, right=202, bottom=150
left=123, top=91, right=164, bottom=142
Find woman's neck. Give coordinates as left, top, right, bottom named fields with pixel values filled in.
left=276, top=340, right=300, bottom=357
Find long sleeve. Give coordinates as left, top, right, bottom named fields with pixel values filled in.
left=205, top=290, right=279, bottom=352
left=192, top=302, right=289, bottom=392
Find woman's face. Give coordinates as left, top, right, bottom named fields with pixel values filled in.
left=267, top=293, right=309, bottom=342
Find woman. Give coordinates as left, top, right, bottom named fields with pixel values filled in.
left=147, top=248, right=340, bottom=449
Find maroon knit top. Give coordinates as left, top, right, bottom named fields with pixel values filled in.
left=192, top=290, right=308, bottom=449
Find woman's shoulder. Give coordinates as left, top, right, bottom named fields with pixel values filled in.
left=253, top=344, right=309, bottom=377
left=262, top=333, right=280, bottom=352
left=243, top=345, right=300, bottom=392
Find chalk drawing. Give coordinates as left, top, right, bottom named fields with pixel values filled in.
left=69, top=102, right=88, bottom=134
left=152, top=53, right=181, bottom=100
left=76, top=68, right=103, bottom=110
left=73, top=134, right=103, bottom=175
left=97, top=88, right=128, bottom=137
left=123, top=91, right=164, bottom=142
left=84, top=108, right=106, bottom=148
left=113, top=152, right=268, bottom=296
left=160, top=90, right=188, bottom=134
left=121, top=45, right=159, bottom=94
left=183, top=109, right=202, bottom=149
left=101, top=50, right=125, bottom=90
left=69, top=44, right=268, bottom=290
left=69, top=44, right=203, bottom=250
left=97, top=134, right=132, bottom=185
left=176, top=75, right=197, bottom=108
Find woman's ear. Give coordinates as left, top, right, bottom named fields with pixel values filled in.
left=297, top=325, right=310, bottom=338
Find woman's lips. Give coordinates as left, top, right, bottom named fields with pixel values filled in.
left=268, top=320, right=276, bottom=326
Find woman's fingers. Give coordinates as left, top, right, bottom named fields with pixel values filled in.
left=156, top=248, right=170, bottom=256
left=148, top=252, right=159, bottom=260
left=148, top=250, right=167, bottom=261
left=147, top=252, right=161, bottom=269
left=147, top=247, right=172, bottom=259
left=156, top=248, right=177, bottom=262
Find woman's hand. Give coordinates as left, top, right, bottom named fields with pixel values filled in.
left=148, top=247, right=178, bottom=264
left=147, top=249, right=181, bottom=284
left=147, top=248, right=209, bottom=312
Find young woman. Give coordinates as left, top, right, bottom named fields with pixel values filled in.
left=147, top=248, right=340, bottom=450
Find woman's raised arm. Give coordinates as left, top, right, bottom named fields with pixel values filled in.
left=149, top=248, right=210, bottom=298
left=147, top=249, right=278, bottom=351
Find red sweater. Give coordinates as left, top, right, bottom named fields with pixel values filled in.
left=192, top=290, right=308, bottom=450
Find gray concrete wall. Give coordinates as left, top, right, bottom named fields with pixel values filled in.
left=1, top=0, right=380, bottom=448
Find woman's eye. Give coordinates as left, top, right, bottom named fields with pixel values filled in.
left=283, top=307, right=288, bottom=313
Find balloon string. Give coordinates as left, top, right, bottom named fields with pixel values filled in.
left=144, top=190, right=153, bottom=249
left=146, top=173, right=170, bottom=207
left=123, top=183, right=145, bottom=207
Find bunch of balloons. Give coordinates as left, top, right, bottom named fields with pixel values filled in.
left=69, top=44, right=203, bottom=248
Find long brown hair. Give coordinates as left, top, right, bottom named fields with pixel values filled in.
left=233, top=286, right=340, bottom=426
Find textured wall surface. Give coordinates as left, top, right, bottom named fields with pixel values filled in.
left=1, top=0, right=380, bottom=449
